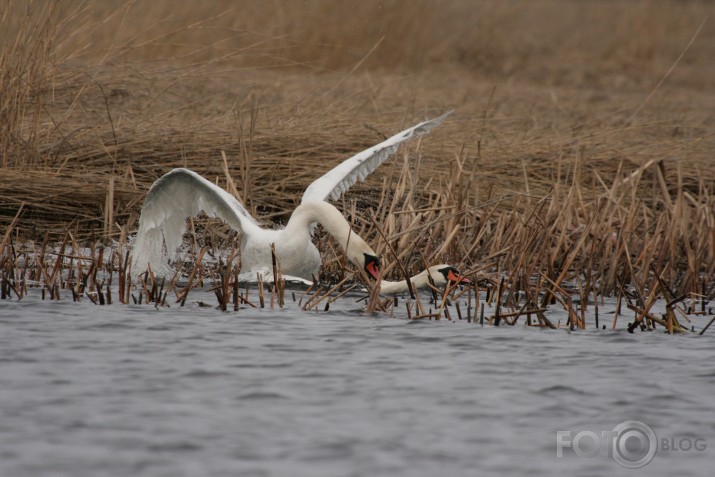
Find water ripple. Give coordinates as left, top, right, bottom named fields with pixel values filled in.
left=0, top=298, right=712, bottom=477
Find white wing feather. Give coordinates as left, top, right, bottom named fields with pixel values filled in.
left=132, top=168, right=261, bottom=275
left=301, top=110, right=453, bottom=203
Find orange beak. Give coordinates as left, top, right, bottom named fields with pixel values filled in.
left=447, top=270, right=470, bottom=285
left=366, top=261, right=380, bottom=281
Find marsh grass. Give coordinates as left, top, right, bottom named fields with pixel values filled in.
left=1, top=0, right=714, bottom=332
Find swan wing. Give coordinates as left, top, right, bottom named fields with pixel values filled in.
left=132, top=168, right=261, bottom=275
left=301, top=110, right=453, bottom=203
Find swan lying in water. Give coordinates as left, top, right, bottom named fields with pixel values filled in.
left=132, top=111, right=452, bottom=280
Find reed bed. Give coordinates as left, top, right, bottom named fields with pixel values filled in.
left=1, top=1, right=714, bottom=333
left=2, top=154, right=714, bottom=335
left=2, top=232, right=713, bottom=335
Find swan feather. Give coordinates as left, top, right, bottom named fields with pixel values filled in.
left=301, top=110, right=453, bottom=203
left=132, top=169, right=262, bottom=275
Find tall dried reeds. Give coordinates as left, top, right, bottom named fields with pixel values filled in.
left=1, top=1, right=713, bottom=331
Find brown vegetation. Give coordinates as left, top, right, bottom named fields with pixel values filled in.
left=1, top=1, right=714, bottom=328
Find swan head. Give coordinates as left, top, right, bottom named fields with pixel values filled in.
left=430, top=265, right=470, bottom=286
left=362, top=253, right=381, bottom=280
left=345, top=237, right=380, bottom=280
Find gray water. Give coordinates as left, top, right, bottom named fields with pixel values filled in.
left=1, top=291, right=713, bottom=477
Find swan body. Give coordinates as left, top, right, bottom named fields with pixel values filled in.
left=239, top=199, right=377, bottom=279
left=132, top=170, right=377, bottom=279
left=379, top=265, right=470, bottom=295
left=132, top=112, right=451, bottom=279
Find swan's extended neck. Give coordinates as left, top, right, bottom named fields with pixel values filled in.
left=379, top=269, right=433, bottom=295
left=286, top=201, right=372, bottom=260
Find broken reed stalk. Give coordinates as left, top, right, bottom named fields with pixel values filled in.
left=700, top=316, right=715, bottom=336
left=302, top=275, right=351, bottom=311
left=539, top=272, right=583, bottom=329
left=0, top=204, right=24, bottom=259
left=212, top=237, right=239, bottom=311
left=104, top=177, right=114, bottom=241
left=301, top=284, right=325, bottom=310
left=364, top=270, right=384, bottom=314
left=177, top=246, right=207, bottom=306
left=298, top=280, right=316, bottom=308
left=256, top=273, right=265, bottom=308
left=626, top=303, right=688, bottom=333
left=434, top=278, right=464, bottom=320
left=270, top=243, right=284, bottom=308
left=233, top=266, right=240, bottom=311
left=326, top=283, right=359, bottom=306
left=369, top=210, right=415, bottom=299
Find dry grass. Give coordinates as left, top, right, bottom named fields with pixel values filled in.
left=1, top=0, right=714, bottom=327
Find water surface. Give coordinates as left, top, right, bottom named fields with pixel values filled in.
left=1, top=292, right=713, bottom=476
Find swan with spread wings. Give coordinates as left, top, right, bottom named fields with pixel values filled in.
left=132, top=111, right=452, bottom=281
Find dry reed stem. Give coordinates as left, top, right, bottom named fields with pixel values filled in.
left=177, top=246, right=207, bottom=306
left=303, top=276, right=351, bottom=311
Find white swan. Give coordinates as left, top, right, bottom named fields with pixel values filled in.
left=379, top=265, right=470, bottom=295
left=132, top=111, right=452, bottom=280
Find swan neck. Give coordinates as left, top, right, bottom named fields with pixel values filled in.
left=288, top=202, right=356, bottom=249
left=380, top=270, right=430, bottom=295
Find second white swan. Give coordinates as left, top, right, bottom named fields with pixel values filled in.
left=378, top=265, right=471, bottom=295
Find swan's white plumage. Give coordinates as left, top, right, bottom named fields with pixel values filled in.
left=301, top=110, right=452, bottom=203
left=131, top=112, right=452, bottom=279
left=132, top=175, right=374, bottom=280
left=378, top=265, right=468, bottom=295
left=132, top=169, right=263, bottom=277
